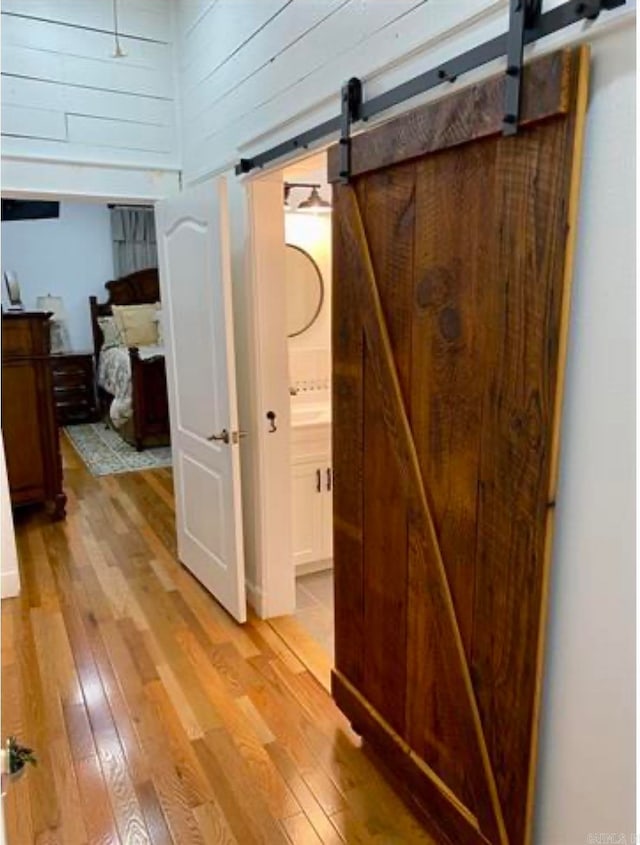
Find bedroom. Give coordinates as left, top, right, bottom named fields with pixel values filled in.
left=1, top=198, right=172, bottom=474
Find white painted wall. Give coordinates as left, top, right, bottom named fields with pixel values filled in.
left=533, top=22, right=636, bottom=845
left=1, top=0, right=180, bottom=198
left=175, top=0, right=633, bottom=183
left=1, top=201, right=115, bottom=351
left=0, top=433, right=20, bottom=599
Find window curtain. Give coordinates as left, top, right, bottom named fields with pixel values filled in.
left=110, top=206, right=158, bottom=277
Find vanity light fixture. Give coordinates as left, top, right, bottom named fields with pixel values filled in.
left=297, top=185, right=332, bottom=214
left=284, top=182, right=332, bottom=213
left=112, top=0, right=127, bottom=58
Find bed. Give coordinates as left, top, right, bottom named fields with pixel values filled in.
left=89, top=268, right=170, bottom=451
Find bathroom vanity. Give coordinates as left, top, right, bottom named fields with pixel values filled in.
left=290, top=402, right=332, bottom=572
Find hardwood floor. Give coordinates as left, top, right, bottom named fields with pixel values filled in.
left=2, top=437, right=435, bottom=844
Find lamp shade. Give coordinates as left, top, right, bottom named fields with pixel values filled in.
left=36, top=294, right=70, bottom=352
left=36, top=294, right=66, bottom=320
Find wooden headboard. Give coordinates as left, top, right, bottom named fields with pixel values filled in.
left=89, top=267, right=160, bottom=358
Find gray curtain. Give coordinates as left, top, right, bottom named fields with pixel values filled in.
left=110, top=206, right=158, bottom=277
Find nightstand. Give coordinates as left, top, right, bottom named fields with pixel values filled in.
left=50, top=351, right=98, bottom=425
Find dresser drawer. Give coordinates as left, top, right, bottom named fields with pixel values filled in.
left=49, top=353, right=97, bottom=425
left=53, top=383, right=91, bottom=400
left=52, top=368, right=90, bottom=389
left=2, top=313, right=51, bottom=357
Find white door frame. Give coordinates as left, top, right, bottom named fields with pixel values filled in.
left=240, top=171, right=294, bottom=617
left=178, top=147, right=331, bottom=619
left=235, top=146, right=331, bottom=619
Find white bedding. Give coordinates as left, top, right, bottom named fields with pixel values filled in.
left=98, top=345, right=165, bottom=428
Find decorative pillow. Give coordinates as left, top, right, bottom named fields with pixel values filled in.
left=97, top=316, right=123, bottom=350
left=112, top=302, right=160, bottom=347
left=154, top=308, right=164, bottom=345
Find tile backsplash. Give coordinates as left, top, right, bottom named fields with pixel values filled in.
left=289, top=347, right=331, bottom=393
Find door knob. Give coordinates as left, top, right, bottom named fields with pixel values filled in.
left=208, top=429, right=247, bottom=445
left=208, top=429, right=230, bottom=444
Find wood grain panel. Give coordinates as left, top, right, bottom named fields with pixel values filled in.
left=328, top=50, right=572, bottom=182
left=358, top=166, right=415, bottom=735
left=332, top=183, right=365, bottom=688
left=403, top=136, right=498, bottom=816
left=470, top=51, right=589, bottom=845
left=330, top=46, right=589, bottom=845
left=333, top=183, right=506, bottom=844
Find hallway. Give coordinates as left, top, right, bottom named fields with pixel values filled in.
left=2, top=438, right=433, bottom=844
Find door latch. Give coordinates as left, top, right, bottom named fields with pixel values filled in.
left=208, top=429, right=247, bottom=445
left=208, top=429, right=230, bottom=444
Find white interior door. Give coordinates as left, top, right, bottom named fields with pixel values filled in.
left=155, top=177, right=246, bottom=622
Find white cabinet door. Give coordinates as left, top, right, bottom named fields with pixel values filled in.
left=291, top=456, right=325, bottom=568
left=155, top=178, right=246, bottom=623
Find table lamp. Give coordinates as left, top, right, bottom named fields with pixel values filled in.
left=36, top=294, right=70, bottom=353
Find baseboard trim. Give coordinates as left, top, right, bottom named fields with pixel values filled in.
left=295, top=558, right=333, bottom=577
left=1, top=570, right=21, bottom=599
left=246, top=579, right=264, bottom=618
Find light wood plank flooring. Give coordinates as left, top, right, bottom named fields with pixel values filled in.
left=2, top=437, right=435, bottom=844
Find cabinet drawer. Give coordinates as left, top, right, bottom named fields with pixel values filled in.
left=53, top=371, right=90, bottom=390
left=53, top=384, right=91, bottom=401
left=2, top=317, right=50, bottom=357
left=52, top=363, right=88, bottom=379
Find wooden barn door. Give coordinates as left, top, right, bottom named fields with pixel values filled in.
left=330, top=48, right=588, bottom=845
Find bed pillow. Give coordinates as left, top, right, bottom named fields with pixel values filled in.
left=154, top=308, right=164, bottom=345
left=112, top=302, right=160, bottom=346
left=97, top=316, right=123, bottom=350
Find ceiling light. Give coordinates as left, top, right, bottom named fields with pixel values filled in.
left=297, top=186, right=331, bottom=214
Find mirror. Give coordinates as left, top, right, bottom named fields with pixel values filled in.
left=285, top=244, right=324, bottom=338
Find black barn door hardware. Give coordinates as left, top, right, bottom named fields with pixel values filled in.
left=235, top=0, right=625, bottom=177
left=503, top=0, right=542, bottom=135
left=339, top=77, right=363, bottom=183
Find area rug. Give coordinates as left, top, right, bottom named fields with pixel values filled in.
left=64, top=423, right=173, bottom=477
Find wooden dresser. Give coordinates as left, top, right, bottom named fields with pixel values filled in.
left=50, top=351, right=98, bottom=425
left=1, top=312, right=66, bottom=519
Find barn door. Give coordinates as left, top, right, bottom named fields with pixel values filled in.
left=330, top=48, right=588, bottom=845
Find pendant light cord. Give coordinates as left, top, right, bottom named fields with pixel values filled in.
left=112, top=0, right=125, bottom=57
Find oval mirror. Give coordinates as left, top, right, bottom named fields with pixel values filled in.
left=285, top=244, right=324, bottom=338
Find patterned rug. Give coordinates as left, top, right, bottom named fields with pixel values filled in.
left=64, top=423, right=172, bottom=477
